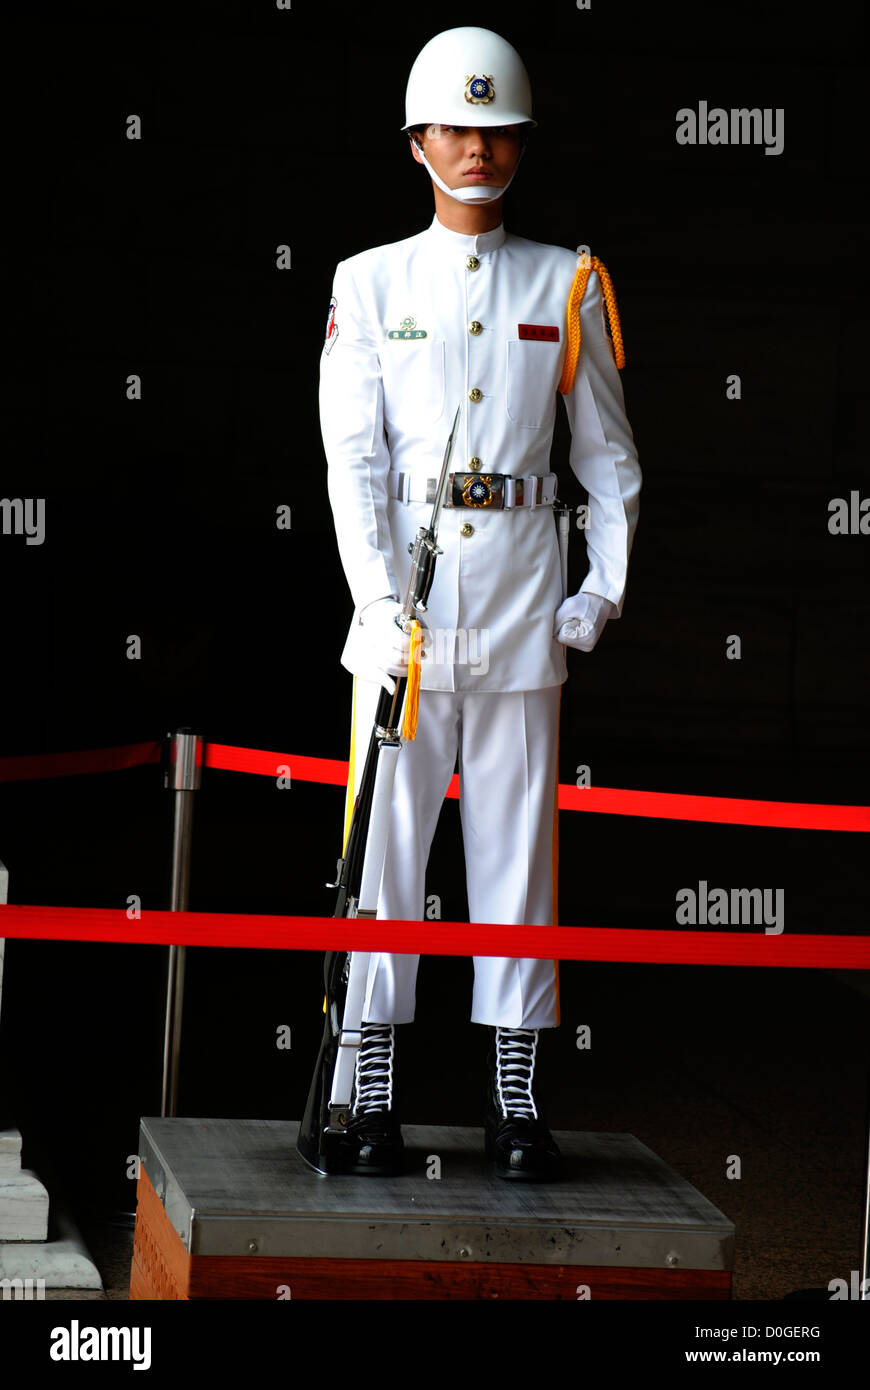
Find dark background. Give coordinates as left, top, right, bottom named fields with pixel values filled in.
left=1, top=0, right=868, bottom=1298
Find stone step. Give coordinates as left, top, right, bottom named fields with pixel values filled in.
left=0, top=1199, right=102, bottom=1291
left=0, top=1129, right=23, bottom=1178
left=0, top=1169, right=50, bottom=1242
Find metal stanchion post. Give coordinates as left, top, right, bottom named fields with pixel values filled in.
left=0, top=859, right=9, bottom=1129
left=856, top=1089, right=861, bottom=1295
left=161, top=728, right=203, bottom=1118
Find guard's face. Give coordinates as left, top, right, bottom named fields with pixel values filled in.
left=411, top=124, right=522, bottom=192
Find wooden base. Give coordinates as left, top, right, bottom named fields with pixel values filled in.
left=131, top=1166, right=187, bottom=1300
left=130, top=1119, right=733, bottom=1301
left=131, top=1169, right=729, bottom=1300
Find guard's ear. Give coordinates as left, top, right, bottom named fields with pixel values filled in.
left=408, top=131, right=425, bottom=164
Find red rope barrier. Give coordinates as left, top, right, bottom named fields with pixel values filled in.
left=0, top=740, right=867, bottom=832
left=204, top=743, right=348, bottom=786
left=1, top=905, right=868, bottom=968
left=555, top=784, right=870, bottom=832
left=0, top=741, right=161, bottom=782
left=204, top=746, right=870, bottom=832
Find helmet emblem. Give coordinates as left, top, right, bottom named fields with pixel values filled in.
left=464, top=74, right=495, bottom=105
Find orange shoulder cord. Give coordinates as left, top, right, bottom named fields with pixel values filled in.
left=557, top=255, right=626, bottom=395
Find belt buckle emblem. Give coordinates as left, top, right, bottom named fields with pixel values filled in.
left=461, top=474, right=495, bottom=508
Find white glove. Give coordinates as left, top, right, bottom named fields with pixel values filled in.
left=357, top=597, right=420, bottom=695
left=553, top=591, right=616, bottom=653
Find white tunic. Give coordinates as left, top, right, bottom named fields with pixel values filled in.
left=320, top=214, right=641, bottom=692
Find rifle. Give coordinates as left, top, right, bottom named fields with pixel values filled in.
left=297, top=404, right=461, bottom=1174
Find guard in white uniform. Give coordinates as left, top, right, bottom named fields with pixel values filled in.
left=319, top=27, right=641, bottom=1177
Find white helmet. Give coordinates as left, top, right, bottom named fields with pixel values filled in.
left=402, top=26, right=535, bottom=130
left=403, top=28, right=535, bottom=204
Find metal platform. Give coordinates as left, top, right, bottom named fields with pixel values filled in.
left=131, top=1118, right=734, bottom=1299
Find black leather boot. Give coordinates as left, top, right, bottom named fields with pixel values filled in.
left=341, top=1022, right=404, bottom=1176
left=484, top=1027, right=561, bottom=1180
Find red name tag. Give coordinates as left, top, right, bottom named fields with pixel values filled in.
left=517, top=323, right=559, bottom=341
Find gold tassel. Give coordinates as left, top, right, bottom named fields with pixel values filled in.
left=558, top=254, right=626, bottom=396
left=401, top=620, right=423, bottom=740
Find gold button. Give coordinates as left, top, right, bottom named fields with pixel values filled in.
left=460, top=522, right=474, bottom=537
left=465, top=255, right=480, bottom=271
left=468, top=387, right=482, bottom=403
left=468, top=320, right=483, bottom=336
left=469, top=456, right=482, bottom=471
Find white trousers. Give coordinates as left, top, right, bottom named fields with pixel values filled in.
left=345, top=679, right=562, bottom=1029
